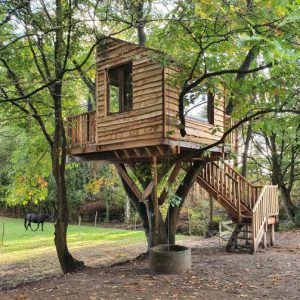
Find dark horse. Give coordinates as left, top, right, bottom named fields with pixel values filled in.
left=24, top=213, right=50, bottom=231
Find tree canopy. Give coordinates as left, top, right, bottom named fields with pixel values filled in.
left=0, top=0, right=299, bottom=273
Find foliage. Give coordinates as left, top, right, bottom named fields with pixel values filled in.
left=0, top=1, right=299, bottom=253
left=4, top=130, right=51, bottom=206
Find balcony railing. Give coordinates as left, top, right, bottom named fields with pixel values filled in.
left=67, top=111, right=96, bottom=146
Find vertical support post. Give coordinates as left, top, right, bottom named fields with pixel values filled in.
left=78, top=215, right=81, bottom=226
left=209, top=196, right=213, bottom=224
left=80, top=114, right=83, bottom=145
left=263, top=231, right=267, bottom=248
left=237, top=180, right=241, bottom=222
left=152, top=156, right=158, bottom=232
left=270, top=223, right=275, bottom=246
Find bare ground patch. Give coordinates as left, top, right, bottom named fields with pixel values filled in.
left=1, top=230, right=300, bottom=299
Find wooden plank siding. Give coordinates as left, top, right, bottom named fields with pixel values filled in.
left=164, top=67, right=225, bottom=146
left=95, top=39, right=164, bottom=147
left=93, top=37, right=226, bottom=152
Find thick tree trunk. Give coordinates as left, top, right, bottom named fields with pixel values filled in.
left=137, top=25, right=146, bottom=46
left=144, top=199, right=168, bottom=247
left=120, top=172, right=167, bottom=250
left=119, top=162, right=202, bottom=249
left=279, top=185, right=296, bottom=220
left=241, top=123, right=252, bottom=177
left=166, top=162, right=203, bottom=244
left=50, top=0, right=84, bottom=274
left=136, top=1, right=147, bottom=46
left=267, top=133, right=298, bottom=222
left=52, top=149, right=84, bottom=273
left=51, top=118, right=84, bottom=273
left=226, top=46, right=258, bottom=114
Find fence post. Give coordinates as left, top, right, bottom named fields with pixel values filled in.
left=94, top=211, right=98, bottom=227
left=78, top=216, right=81, bottom=226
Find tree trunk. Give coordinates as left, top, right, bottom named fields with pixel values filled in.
left=279, top=185, right=296, bottom=220
left=267, top=133, right=298, bottom=222
left=144, top=199, right=168, bottom=248
left=137, top=25, right=146, bottom=46
left=119, top=162, right=202, bottom=249
left=52, top=151, right=84, bottom=273
left=136, top=1, right=147, bottom=46
left=120, top=174, right=167, bottom=250
left=241, top=123, right=252, bottom=177
left=105, top=195, right=110, bottom=223
left=50, top=0, right=84, bottom=274
left=166, top=162, right=203, bottom=244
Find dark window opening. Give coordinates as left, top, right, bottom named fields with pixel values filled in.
left=184, top=89, right=214, bottom=125
left=107, top=62, right=133, bottom=114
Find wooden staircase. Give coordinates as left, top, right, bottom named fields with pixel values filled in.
left=197, top=161, right=279, bottom=253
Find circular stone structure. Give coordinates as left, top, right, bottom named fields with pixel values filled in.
left=149, top=244, right=191, bottom=274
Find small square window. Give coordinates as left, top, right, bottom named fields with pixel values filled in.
left=107, top=62, right=133, bottom=114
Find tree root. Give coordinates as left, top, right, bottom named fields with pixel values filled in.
left=110, top=252, right=149, bottom=267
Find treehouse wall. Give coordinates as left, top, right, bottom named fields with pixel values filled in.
left=95, top=39, right=164, bottom=150
left=164, top=67, right=225, bottom=146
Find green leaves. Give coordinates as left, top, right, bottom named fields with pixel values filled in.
left=169, top=193, right=182, bottom=207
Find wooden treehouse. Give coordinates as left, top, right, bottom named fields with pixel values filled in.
left=67, top=37, right=279, bottom=253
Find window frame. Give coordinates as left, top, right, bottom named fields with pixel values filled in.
left=106, top=61, right=133, bottom=115
left=184, top=91, right=215, bottom=125
left=207, top=91, right=214, bottom=125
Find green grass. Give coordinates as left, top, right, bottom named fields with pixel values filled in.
left=0, top=217, right=145, bottom=264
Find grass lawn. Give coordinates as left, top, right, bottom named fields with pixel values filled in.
left=0, top=217, right=145, bottom=264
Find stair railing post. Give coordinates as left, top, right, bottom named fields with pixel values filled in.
left=237, top=179, right=241, bottom=222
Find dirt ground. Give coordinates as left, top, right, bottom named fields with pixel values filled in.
left=1, top=230, right=300, bottom=300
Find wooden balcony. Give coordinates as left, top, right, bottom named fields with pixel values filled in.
left=67, top=111, right=96, bottom=147
left=66, top=111, right=238, bottom=161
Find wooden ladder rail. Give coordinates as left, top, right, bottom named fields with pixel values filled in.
left=252, top=186, right=278, bottom=252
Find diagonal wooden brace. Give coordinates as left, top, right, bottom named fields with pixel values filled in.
left=115, top=164, right=144, bottom=202
left=142, top=181, right=154, bottom=200
left=158, top=160, right=182, bottom=205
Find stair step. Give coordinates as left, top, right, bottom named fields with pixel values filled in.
left=242, top=215, right=252, bottom=218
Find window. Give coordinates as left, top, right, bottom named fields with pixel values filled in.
left=184, top=89, right=214, bottom=125
left=107, top=62, right=133, bottom=114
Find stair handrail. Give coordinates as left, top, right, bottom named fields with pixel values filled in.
left=224, top=172, right=241, bottom=220
left=252, top=185, right=278, bottom=252
left=222, top=162, right=263, bottom=209
left=211, top=161, right=253, bottom=211
left=223, top=162, right=263, bottom=188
